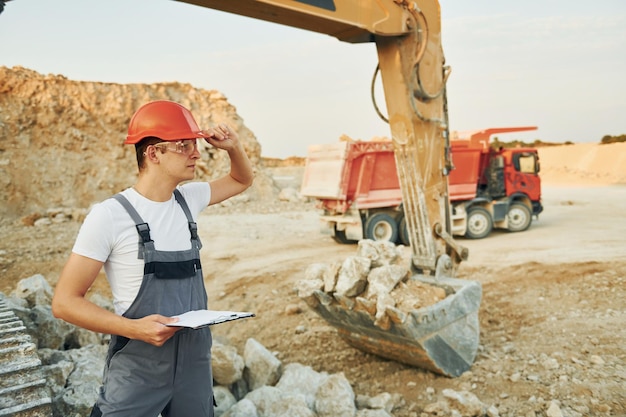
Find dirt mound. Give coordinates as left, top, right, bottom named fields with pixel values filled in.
left=538, top=142, right=626, bottom=186
left=261, top=156, right=306, bottom=167
left=0, top=65, right=272, bottom=219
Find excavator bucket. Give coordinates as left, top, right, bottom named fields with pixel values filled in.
left=298, top=241, right=482, bottom=377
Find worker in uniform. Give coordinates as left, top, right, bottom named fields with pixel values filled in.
left=52, top=100, right=254, bottom=417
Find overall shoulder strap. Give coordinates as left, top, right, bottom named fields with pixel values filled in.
left=112, top=193, right=154, bottom=259
left=173, top=189, right=203, bottom=250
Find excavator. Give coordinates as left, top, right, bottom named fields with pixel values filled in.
left=178, top=0, right=482, bottom=378
left=0, top=0, right=481, bottom=380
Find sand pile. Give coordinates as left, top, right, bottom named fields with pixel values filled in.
left=538, top=142, right=626, bottom=186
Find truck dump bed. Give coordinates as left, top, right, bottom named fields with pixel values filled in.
left=301, top=139, right=502, bottom=206
left=301, top=141, right=402, bottom=211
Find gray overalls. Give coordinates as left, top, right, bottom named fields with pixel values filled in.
left=90, top=190, right=214, bottom=417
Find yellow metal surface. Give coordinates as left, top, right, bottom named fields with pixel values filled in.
left=374, top=1, right=453, bottom=272
left=177, top=0, right=413, bottom=43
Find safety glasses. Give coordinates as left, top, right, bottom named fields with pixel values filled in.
left=152, top=139, right=198, bottom=155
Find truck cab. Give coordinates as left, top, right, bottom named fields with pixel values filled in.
left=449, top=127, right=543, bottom=239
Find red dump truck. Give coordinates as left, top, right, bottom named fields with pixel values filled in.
left=300, top=126, right=543, bottom=243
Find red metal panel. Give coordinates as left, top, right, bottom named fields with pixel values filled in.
left=343, top=141, right=402, bottom=208
left=355, top=154, right=376, bottom=198
left=448, top=147, right=482, bottom=200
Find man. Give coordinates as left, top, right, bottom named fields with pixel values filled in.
left=52, top=100, right=254, bottom=417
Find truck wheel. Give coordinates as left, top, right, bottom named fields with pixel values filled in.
left=332, top=228, right=355, bottom=244
left=465, top=207, right=493, bottom=239
left=398, top=216, right=410, bottom=246
left=365, top=213, right=398, bottom=243
left=507, top=202, right=532, bottom=232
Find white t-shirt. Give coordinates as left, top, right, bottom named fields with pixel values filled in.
left=72, top=182, right=211, bottom=315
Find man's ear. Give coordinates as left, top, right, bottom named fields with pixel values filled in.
left=145, top=146, right=160, bottom=163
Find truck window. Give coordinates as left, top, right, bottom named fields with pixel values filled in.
left=514, top=153, right=538, bottom=174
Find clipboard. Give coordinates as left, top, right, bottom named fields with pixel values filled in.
left=166, top=310, right=255, bottom=329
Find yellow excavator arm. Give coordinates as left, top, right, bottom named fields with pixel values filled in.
left=179, top=0, right=481, bottom=377
left=177, top=0, right=413, bottom=42
left=179, top=0, right=465, bottom=273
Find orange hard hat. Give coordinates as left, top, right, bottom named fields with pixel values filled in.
left=125, top=100, right=210, bottom=144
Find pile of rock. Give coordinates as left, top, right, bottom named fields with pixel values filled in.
left=297, top=240, right=447, bottom=330
left=1, top=275, right=405, bottom=417
left=2, top=272, right=513, bottom=417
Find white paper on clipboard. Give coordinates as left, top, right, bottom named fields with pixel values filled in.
left=166, top=310, right=255, bottom=329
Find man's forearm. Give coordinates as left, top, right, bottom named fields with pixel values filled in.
left=53, top=295, right=179, bottom=346
left=53, top=295, right=131, bottom=337
left=227, top=143, right=254, bottom=187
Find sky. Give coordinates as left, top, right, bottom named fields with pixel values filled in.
left=1, top=0, right=625, bottom=158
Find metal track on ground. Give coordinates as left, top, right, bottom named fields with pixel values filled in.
left=0, top=295, right=53, bottom=417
